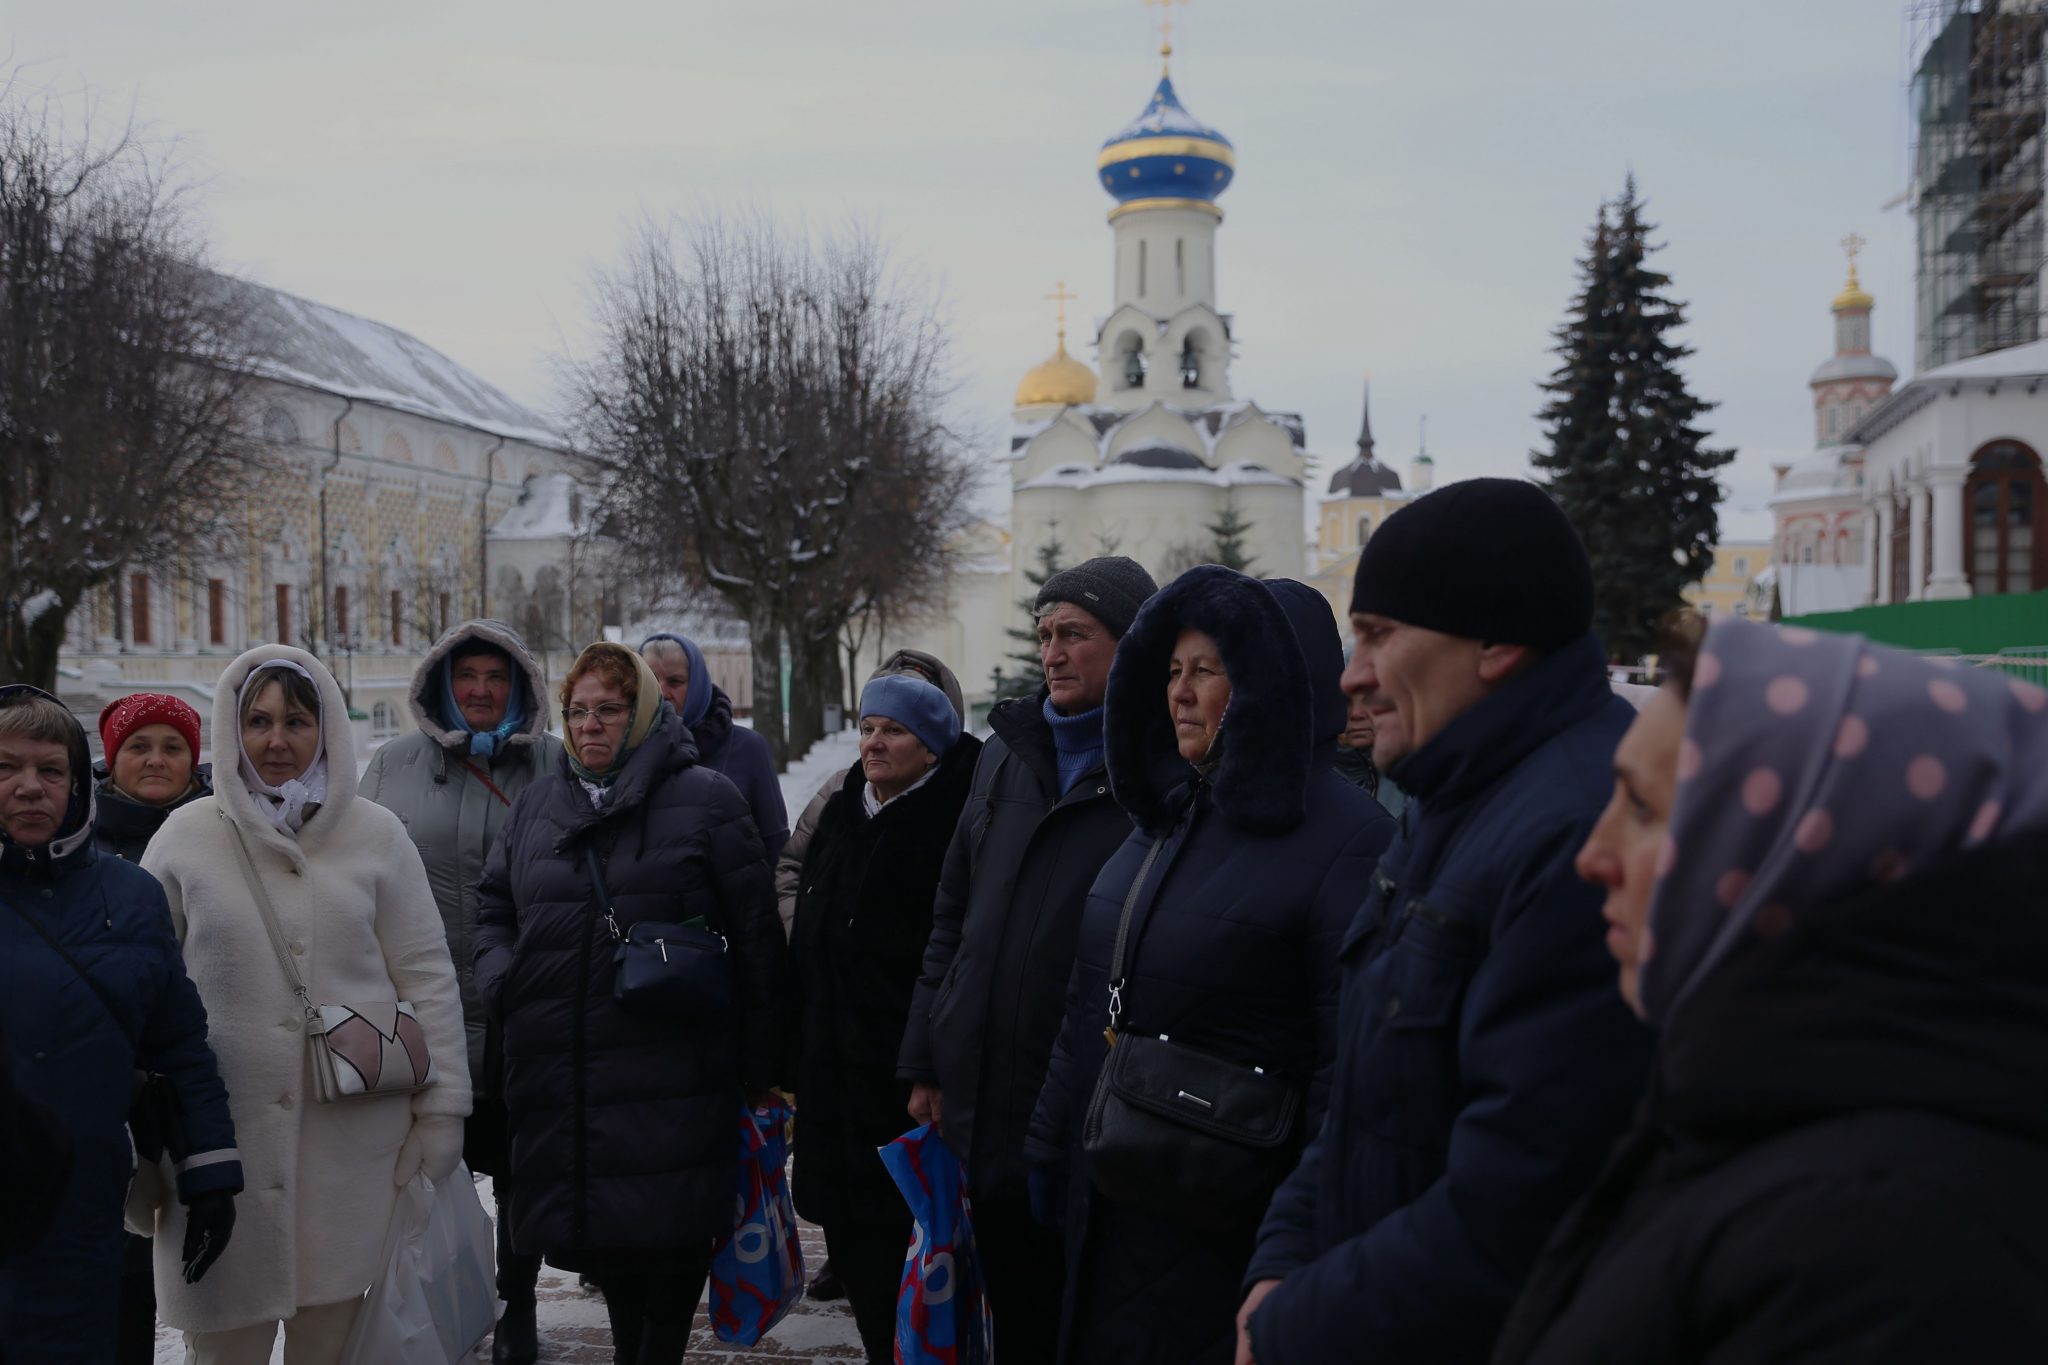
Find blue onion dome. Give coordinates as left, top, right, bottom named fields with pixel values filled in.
left=1097, top=75, right=1235, bottom=211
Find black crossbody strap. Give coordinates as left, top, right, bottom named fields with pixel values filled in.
left=583, top=844, right=625, bottom=942
left=1105, top=835, right=1169, bottom=1034
left=0, top=887, right=140, bottom=1056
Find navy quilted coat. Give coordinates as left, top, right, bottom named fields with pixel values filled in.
left=472, top=711, right=783, bottom=1263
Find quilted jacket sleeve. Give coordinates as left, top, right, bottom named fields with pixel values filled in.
left=471, top=791, right=525, bottom=1017
left=372, top=817, right=474, bottom=1121
left=703, top=779, right=785, bottom=1091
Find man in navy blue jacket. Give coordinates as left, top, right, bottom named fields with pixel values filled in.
left=1236, top=480, right=1654, bottom=1365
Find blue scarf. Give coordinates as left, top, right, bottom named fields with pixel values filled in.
left=639, top=632, right=714, bottom=728
left=439, top=653, right=528, bottom=758
left=1043, top=696, right=1106, bottom=796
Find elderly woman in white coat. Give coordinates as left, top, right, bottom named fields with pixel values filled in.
left=141, top=645, right=471, bottom=1365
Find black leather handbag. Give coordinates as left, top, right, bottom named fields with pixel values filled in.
left=585, top=846, right=732, bottom=1022
left=1081, top=837, right=1304, bottom=1228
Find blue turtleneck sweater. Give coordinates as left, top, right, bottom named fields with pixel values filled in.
left=1043, top=696, right=1106, bottom=795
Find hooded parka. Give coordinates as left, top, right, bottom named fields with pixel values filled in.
left=360, top=619, right=563, bottom=1088
left=1241, top=633, right=1654, bottom=1365
left=140, top=647, right=472, bottom=1332
left=0, top=686, right=241, bottom=1362
left=471, top=683, right=783, bottom=1264
left=1025, top=569, right=1397, bottom=1365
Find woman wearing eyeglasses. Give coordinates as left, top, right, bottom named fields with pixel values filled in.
left=473, top=642, right=784, bottom=1365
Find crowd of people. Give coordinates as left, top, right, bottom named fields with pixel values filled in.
left=2, top=474, right=2045, bottom=1365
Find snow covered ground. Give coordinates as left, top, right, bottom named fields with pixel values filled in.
left=153, top=1177, right=862, bottom=1363
left=777, top=729, right=861, bottom=821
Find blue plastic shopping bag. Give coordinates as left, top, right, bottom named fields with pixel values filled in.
left=881, top=1124, right=994, bottom=1365
left=709, top=1099, right=805, bottom=1344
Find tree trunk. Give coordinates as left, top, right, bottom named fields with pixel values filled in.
left=3, top=598, right=70, bottom=693
left=785, top=630, right=834, bottom=763
left=748, top=606, right=787, bottom=767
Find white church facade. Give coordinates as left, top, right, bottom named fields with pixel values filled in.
left=868, top=58, right=1322, bottom=707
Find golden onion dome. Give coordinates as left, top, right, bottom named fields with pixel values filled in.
left=1015, top=335, right=1098, bottom=408
left=1833, top=261, right=1874, bottom=313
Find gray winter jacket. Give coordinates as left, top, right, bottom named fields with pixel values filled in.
left=360, top=620, right=563, bottom=1086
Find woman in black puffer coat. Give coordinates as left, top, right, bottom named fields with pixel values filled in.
left=474, top=643, right=783, bottom=1365
left=789, top=673, right=981, bottom=1364
left=1026, top=567, right=1397, bottom=1365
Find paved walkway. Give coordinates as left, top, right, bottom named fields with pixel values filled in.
left=154, top=1182, right=865, bottom=1363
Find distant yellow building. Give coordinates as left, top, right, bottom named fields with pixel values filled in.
left=1309, top=381, right=1433, bottom=623
left=1684, top=541, right=1772, bottom=619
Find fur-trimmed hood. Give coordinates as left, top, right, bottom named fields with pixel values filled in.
left=1104, top=566, right=1347, bottom=836
left=405, top=619, right=550, bottom=751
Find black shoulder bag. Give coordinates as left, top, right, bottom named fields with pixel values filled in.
left=1080, top=836, right=1304, bottom=1228
left=583, top=845, right=732, bottom=1022
left=0, top=890, right=187, bottom=1162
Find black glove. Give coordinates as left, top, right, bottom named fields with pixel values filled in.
left=1027, top=1167, right=1066, bottom=1230
left=181, top=1191, right=236, bottom=1284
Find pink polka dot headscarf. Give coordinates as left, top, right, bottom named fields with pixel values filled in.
left=1640, top=617, right=2048, bottom=1025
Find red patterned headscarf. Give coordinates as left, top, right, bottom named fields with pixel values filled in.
left=98, top=692, right=203, bottom=763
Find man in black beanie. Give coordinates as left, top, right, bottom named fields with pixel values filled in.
left=897, top=554, right=1157, bottom=1363
left=1237, top=479, right=1653, bottom=1365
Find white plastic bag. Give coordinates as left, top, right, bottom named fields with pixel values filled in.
left=340, top=1164, right=500, bottom=1365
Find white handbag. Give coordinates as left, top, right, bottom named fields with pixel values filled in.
left=226, top=817, right=438, bottom=1103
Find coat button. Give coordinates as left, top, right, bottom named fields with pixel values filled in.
left=1097, top=786, right=1107, bottom=796
left=284, top=1018, right=302, bottom=1032
left=289, top=940, right=305, bottom=956
left=278, top=1094, right=294, bottom=1110
left=1382, top=996, right=1402, bottom=1020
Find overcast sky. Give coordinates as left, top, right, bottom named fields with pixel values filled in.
left=12, top=1, right=1916, bottom=539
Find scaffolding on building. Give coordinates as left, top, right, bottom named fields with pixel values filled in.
left=1909, top=0, right=2048, bottom=371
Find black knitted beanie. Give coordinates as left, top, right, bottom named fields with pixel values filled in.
left=1350, top=478, right=1595, bottom=650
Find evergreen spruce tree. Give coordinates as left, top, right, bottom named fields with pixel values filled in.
left=996, top=528, right=1067, bottom=700
left=1206, top=495, right=1257, bottom=574
left=1533, top=178, right=1734, bottom=662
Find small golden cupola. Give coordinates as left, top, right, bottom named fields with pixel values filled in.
left=1015, top=280, right=1099, bottom=408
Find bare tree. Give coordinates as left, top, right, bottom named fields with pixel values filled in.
left=0, top=80, right=263, bottom=689
left=567, top=213, right=973, bottom=764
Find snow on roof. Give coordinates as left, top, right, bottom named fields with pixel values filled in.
left=1918, top=337, right=2048, bottom=384
left=219, top=275, right=568, bottom=447
left=622, top=597, right=751, bottom=650
left=489, top=473, right=591, bottom=540
left=1018, top=460, right=1295, bottom=492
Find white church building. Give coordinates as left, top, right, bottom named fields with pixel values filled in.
left=867, top=57, right=1320, bottom=706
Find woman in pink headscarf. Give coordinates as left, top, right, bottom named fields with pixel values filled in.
left=1491, top=617, right=2048, bottom=1365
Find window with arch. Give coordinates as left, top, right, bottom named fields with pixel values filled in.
left=1966, top=440, right=2048, bottom=596
left=371, top=701, right=400, bottom=739
left=1890, top=492, right=1911, bottom=603
left=1356, top=514, right=1372, bottom=546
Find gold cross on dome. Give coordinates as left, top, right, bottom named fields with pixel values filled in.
left=1842, top=232, right=1866, bottom=270
left=1046, top=280, right=1080, bottom=341
left=1145, top=0, right=1189, bottom=70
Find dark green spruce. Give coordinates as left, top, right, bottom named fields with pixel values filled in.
left=994, top=528, right=1068, bottom=701
left=1532, top=178, right=1733, bottom=662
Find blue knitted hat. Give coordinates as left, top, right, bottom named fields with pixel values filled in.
left=858, top=674, right=960, bottom=758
